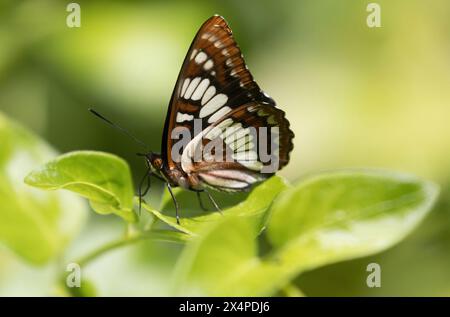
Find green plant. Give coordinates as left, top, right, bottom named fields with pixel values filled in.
left=24, top=152, right=439, bottom=296
left=0, top=113, right=86, bottom=265
left=0, top=113, right=440, bottom=296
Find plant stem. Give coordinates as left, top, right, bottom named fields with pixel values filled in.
left=75, top=230, right=189, bottom=267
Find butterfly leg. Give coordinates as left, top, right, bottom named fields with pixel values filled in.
left=167, top=183, right=180, bottom=224
left=138, top=168, right=151, bottom=216
left=196, top=191, right=210, bottom=212
left=205, top=190, right=222, bottom=215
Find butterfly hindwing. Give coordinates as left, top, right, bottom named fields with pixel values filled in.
left=181, top=101, right=293, bottom=191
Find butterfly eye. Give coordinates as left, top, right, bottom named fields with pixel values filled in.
left=151, top=157, right=163, bottom=170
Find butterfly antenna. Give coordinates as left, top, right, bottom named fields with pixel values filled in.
left=89, top=108, right=149, bottom=150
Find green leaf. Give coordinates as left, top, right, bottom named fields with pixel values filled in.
left=143, top=176, right=289, bottom=235
left=267, top=170, right=439, bottom=267
left=172, top=169, right=439, bottom=296
left=172, top=214, right=296, bottom=296
left=172, top=215, right=260, bottom=296
left=59, top=278, right=97, bottom=297
left=25, top=151, right=136, bottom=222
left=0, top=112, right=87, bottom=264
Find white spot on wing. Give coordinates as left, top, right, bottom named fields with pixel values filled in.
left=225, top=131, right=240, bottom=145
left=205, top=118, right=233, bottom=139
left=199, top=173, right=249, bottom=189
left=184, top=77, right=201, bottom=99
left=201, top=86, right=216, bottom=106
left=190, top=49, right=198, bottom=60
left=203, top=59, right=214, bottom=70
left=207, top=170, right=258, bottom=183
left=176, top=112, right=194, bottom=123
left=235, top=138, right=254, bottom=152
left=191, top=78, right=210, bottom=101
left=233, top=151, right=258, bottom=161
left=239, top=160, right=263, bottom=171
left=225, top=127, right=251, bottom=148
left=200, top=94, right=228, bottom=118
left=181, top=78, right=190, bottom=97
left=247, top=105, right=258, bottom=112
left=181, top=127, right=209, bottom=172
left=233, top=135, right=254, bottom=151
left=233, top=127, right=250, bottom=141
left=195, top=52, right=208, bottom=64
left=216, top=118, right=233, bottom=129
left=222, top=123, right=242, bottom=140
left=208, top=106, right=231, bottom=123
left=204, top=126, right=223, bottom=140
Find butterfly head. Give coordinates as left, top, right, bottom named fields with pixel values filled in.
left=138, top=151, right=164, bottom=173
left=149, top=152, right=163, bottom=171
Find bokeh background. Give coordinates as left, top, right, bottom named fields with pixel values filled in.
left=1, top=0, right=449, bottom=296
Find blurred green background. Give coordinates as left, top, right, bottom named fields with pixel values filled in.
left=1, top=0, right=449, bottom=296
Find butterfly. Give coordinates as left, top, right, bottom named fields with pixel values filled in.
left=136, top=15, right=295, bottom=223
left=93, top=15, right=294, bottom=223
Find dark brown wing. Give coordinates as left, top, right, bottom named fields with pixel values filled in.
left=161, top=15, right=294, bottom=191
left=162, top=15, right=264, bottom=167
left=181, top=101, right=294, bottom=191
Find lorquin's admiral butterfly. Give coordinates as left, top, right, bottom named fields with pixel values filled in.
left=92, top=15, right=294, bottom=224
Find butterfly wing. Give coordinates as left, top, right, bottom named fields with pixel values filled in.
left=162, top=15, right=260, bottom=166
left=181, top=100, right=293, bottom=191
left=162, top=15, right=294, bottom=191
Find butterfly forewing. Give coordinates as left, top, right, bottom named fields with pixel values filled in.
left=162, top=15, right=294, bottom=191
left=163, top=16, right=259, bottom=163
